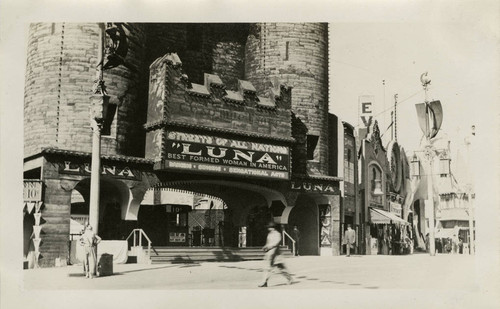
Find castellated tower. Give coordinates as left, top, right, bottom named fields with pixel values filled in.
left=24, top=23, right=330, bottom=174
left=245, top=23, right=330, bottom=175
left=24, top=23, right=149, bottom=158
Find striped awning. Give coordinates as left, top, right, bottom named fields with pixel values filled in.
left=370, top=207, right=408, bottom=225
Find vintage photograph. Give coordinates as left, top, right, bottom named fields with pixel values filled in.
left=1, top=1, right=499, bottom=309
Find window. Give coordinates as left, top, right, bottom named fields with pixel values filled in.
left=306, top=134, right=319, bottom=160
left=344, top=148, right=355, bottom=184
left=284, top=41, right=290, bottom=60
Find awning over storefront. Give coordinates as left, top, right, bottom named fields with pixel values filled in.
left=369, top=208, right=409, bottom=225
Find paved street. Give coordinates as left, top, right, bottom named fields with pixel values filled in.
left=23, top=253, right=478, bottom=290
left=6, top=252, right=498, bottom=309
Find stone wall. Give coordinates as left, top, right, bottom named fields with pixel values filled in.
left=245, top=23, right=329, bottom=175
left=144, top=23, right=248, bottom=90
left=145, top=53, right=293, bottom=162
left=24, top=23, right=148, bottom=158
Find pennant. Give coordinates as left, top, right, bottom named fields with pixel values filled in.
left=27, top=202, right=35, bottom=214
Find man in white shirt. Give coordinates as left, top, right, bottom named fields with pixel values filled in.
left=258, top=222, right=293, bottom=287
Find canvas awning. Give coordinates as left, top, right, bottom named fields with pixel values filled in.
left=369, top=208, right=408, bottom=225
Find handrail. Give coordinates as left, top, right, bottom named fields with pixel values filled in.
left=125, top=229, right=157, bottom=261
left=282, top=230, right=296, bottom=256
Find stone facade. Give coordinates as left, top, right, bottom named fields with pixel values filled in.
left=24, top=23, right=343, bottom=266
left=24, top=23, right=149, bottom=158
left=245, top=23, right=329, bottom=175
left=25, top=23, right=331, bottom=174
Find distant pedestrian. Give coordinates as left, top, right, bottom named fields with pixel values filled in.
left=452, top=225, right=460, bottom=254
left=292, top=225, right=300, bottom=256
left=79, top=225, right=101, bottom=279
left=258, top=222, right=292, bottom=287
left=343, top=224, right=356, bottom=257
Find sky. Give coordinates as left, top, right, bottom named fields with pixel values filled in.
left=330, top=21, right=497, bottom=156
left=1, top=1, right=499, bottom=308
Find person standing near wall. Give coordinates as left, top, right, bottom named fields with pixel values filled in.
left=292, top=225, right=300, bottom=256
left=343, top=224, right=356, bottom=257
left=79, top=225, right=101, bottom=279
left=258, top=222, right=293, bottom=287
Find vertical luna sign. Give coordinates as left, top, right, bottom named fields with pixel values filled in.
left=359, top=95, right=375, bottom=127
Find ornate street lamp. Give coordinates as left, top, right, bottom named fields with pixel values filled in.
left=88, top=23, right=128, bottom=234
left=415, top=72, right=444, bottom=256
left=88, top=23, right=110, bottom=234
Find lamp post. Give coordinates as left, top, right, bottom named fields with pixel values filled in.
left=89, top=23, right=110, bottom=234
left=415, top=72, right=444, bottom=256
left=465, top=125, right=475, bottom=255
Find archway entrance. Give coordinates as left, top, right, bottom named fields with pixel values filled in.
left=137, top=180, right=286, bottom=248
left=287, top=193, right=335, bottom=256
left=70, top=177, right=133, bottom=240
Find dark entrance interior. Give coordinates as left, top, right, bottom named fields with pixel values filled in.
left=138, top=205, right=169, bottom=246
left=289, top=195, right=320, bottom=255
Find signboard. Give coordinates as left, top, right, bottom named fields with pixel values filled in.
left=166, top=205, right=191, bottom=213
left=359, top=95, right=375, bottom=127
left=390, top=201, right=402, bottom=217
left=169, top=232, right=186, bottom=243
left=24, top=180, right=43, bottom=202
left=290, top=179, right=340, bottom=195
left=59, top=161, right=141, bottom=180
left=163, top=131, right=290, bottom=180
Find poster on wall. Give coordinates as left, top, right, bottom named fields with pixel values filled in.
left=319, top=205, right=332, bottom=247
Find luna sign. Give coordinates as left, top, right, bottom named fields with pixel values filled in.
left=164, top=131, right=290, bottom=180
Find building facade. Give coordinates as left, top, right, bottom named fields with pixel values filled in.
left=357, top=121, right=411, bottom=255
left=23, top=23, right=345, bottom=268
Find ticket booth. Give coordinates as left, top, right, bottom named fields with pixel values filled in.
left=166, top=205, right=190, bottom=246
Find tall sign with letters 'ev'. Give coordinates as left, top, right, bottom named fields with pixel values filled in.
left=359, top=95, right=375, bottom=127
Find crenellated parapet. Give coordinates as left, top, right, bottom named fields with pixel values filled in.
left=144, top=53, right=294, bottom=162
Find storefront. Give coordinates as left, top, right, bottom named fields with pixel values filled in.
left=358, top=121, right=412, bottom=255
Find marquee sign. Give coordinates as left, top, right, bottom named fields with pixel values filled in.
left=163, top=131, right=290, bottom=180
left=59, top=161, right=141, bottom=180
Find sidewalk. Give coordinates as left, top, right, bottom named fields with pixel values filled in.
left=23, top=254, right=478, bottom=290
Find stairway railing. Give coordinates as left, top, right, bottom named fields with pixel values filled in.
left=126, top=229, right=157, bottom=260
left=282, top=230, right=296, bottom=256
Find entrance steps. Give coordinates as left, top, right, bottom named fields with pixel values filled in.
left=147, top=246, right=293, bottom=264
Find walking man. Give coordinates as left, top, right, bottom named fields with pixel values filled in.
left=344, top=224, right=356, bottom=257
left=79, top=225, right=101, bottom=279
left=258, top=222, right=292, bottom=287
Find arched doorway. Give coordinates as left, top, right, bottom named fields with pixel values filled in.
left=70, top=177, right=133, bottom=240
left=138, top=180, right=287, bottom=248
left=288, top=194, right=321, bottom=255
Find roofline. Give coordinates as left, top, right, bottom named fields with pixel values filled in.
left=24, top=148, right=155, bottom=165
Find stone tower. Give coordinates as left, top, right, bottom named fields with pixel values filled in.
left=245, top=23, right=330, bottom=175
left=24, top=23, right=148, bottom=158
left=24, top=23, right=330, bottom=173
